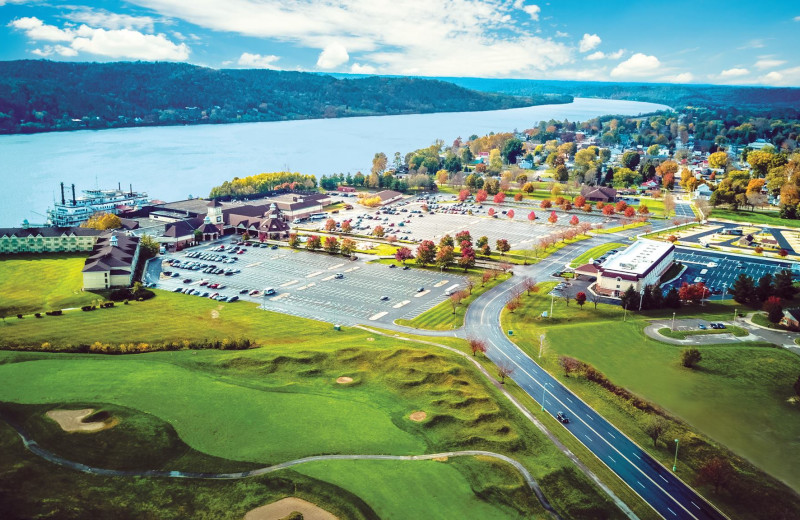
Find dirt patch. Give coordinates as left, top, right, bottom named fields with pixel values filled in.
left=244, top=497, right=338, bottom=520
left=366, top=337, right=374, bottom=342
left=409, top=411, right=427, bottom=422
left=46, top=409, right=117, bottom=433
left=336, top=376, right=354, bottom=384
left=210, top=309, right=220, bottom=319
left=433, top=456, right=448, bottom=462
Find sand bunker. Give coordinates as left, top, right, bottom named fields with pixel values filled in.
left=409, top=411, right=427, bottom=422
left=244, top=497, right=338, bottom=520
left=336, top=376, right=354, bottom=384
left=46, top=409, right=116, bottom=433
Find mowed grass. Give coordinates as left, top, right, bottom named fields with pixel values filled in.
left=395, top=274, right=509, bottom=330
left=0, top=290, right=624, bottom=519
left=502, top=285, right=800, bottom=517
left=568, top=242, right=625, bottom=268
left=0, top=253, right=102, bottom=315
left=658, top=326, right=748, bottom=339
left=709, top=208, right=800, bottom=228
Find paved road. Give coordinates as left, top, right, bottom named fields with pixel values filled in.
left=0, top=412, right=560, bottom=519
left=379, top=236, right=727, bottom=520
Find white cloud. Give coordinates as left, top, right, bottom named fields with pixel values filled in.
left=522, top=5, right=540, bottom=20
left=237, top=52, right=280, bottom=68
left=126, top=0, right=572, bottom=77
left=719, top=67, right=749, bottom=78
left=610, top=53, right=661, bottom=78
left=0, top=0, right=34, bottom=5
left=9, top=16, right=189, bottom=60
left=579, top=33, right=601, bottom=52
left=754, top=58, right=786, bottom=70
left=758, top=66, right=800, bottom=86
left=554, top=30, right=568, bottom=38
left=316, top=42, right=349, bottom=69
left=585, top=49, right=624, bottom=61
left=9, top=17, right=73, bottom=42
left=794, top=16, right=800, bottom=21
left=350, top=62, right=376, bottom=74
left=738, top=39, right=765, bottom=50
left=63, top=8, right=156, bottom=32
left=661, top=72, right=693, bottom=83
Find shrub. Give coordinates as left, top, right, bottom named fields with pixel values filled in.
left=45, top=310, right=63, bottom=316
left=681, top=348, right=702, bottom=368
left=16, top=314, right=22, bottom=319
left=81, top=305, right=95, bottom=311
left=34, top=313, right=42, bottom=318
left=0, top=337, right=258, bottom=355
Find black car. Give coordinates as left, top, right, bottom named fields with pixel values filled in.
left=556, top=412, right=570, bottom=424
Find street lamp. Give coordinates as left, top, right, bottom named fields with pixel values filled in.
left=672, top=312, right=676, bottom=332
left=733, top=307, right=737, bottom=324
left=672, top=438, right=680, bottom=472
left=550, top=292, right=555, bottom=319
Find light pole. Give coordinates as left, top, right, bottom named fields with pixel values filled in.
left=550, top=292, right=555, bottom=319
left=672, top=312, right=676, bottom=331
left=733, top=307, right=737, bottom=324
left=672, top=438, right=680, bottom=472
left=638, top=288, right=644, bottom=311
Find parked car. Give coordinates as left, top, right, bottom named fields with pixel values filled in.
left=334, top=273, right=344, bottom=279
left=380, top=295, right=390, bottom=301
left=698, top=324, right=707, bottom=330
left=716, top=323, right=726, bottom=329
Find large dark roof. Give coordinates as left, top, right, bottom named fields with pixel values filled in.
left=164, top=218, right=203, bottom=238
left=82, top=232, right=139, bottom=273
left=0, top=226, right=103, bottom=238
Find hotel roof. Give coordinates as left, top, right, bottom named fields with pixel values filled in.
left=601, top=239, right=674, bottom=276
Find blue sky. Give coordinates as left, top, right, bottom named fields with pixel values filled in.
left=1, top=0, right=799, bottom=86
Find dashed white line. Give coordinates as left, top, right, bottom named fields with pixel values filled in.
left=433, top=279, right=449, bottom=288
left=327, top=263, right=345, bottom=270
left=321, top=275, right=335, bottom=281
left=306, top=271, right=323, bottom=278
left=607, top=431, right=616, bottom=439
left=637, top=480, right=644, bottom=488
left=667, top=507, right=677, bottom=516
left=280, top=280, right=298, bottom=287
left=414, top=290, right=430, bottom=298
left=270, top=292, right=290, bottom=301
left=296, top=283, right=316, bottom=291
left=608, top=455, right=616, bottom=463
left=659, top=474, right=669, bottom=483
left=369, top=311, right=388, bottom=321
left=691, top=501, right=700, bottom=510
left=393, top=300, right=411, bottom=309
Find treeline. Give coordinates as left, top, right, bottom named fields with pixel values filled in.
left=209, top=172, right=317, bottom=198
left=0, top=337, right=256, bottom=354
left=0, top=60, right=544, bottom=134
left=436, top=77, right=800, bottom=113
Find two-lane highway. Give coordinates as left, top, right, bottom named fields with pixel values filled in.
left=459, top=240, right=727, bottom=520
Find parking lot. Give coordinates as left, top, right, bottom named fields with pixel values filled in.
left=150, top=239, right=468, bottom=325
left=662, top=248, right=796, bottom=299
left=309, top=194, right=612, bottom=251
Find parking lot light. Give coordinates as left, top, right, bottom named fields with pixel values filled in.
left=672, top=312, right=676, bottom=331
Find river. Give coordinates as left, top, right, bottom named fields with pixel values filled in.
left=0, top=97, right=668, bottom=226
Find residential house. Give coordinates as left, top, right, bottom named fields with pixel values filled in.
left=0, top=226, right=102, bottom=254
left=82, top=232, right=141, bottom=290
left=781, top=308, right=800, bottom=330
left=581, top=186, right=617, bottom=203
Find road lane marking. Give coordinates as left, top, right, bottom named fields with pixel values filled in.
left=608, top=455, right=616, bottom=463
left=270, top=293, right=290, bottom=301
left=607, top=431, right=616, bottom=439
left=328, top=263, right=345, bottom=270
left=321, top=275, right=336, bottom=281
left=393, top=300, right=410, bottom=309
left=637, top=480, right=644, bottom=487
left=369, top=311, right=388, bottom=321
left=344, top=266, right=361, bottom=272
left=245, top=262, right=262, bottom=268
left=306, top=271, right=323, bottom=278
left=414, top=290, right=430, bottom=298
left=659, top=475, right=668, bottom=483
left=667, top=507, right=677, bottom=516
left=691, top=502, right=700, bottom=510
left=434, top=280, right=449, bottom=288
left=280, top=280, right=298, bottom=287
left=296, top=283, right=316, bottom=291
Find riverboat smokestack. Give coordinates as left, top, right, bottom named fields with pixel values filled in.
left=130, top=184, right=133, bottom=196
left=118, top=182, right=121, bottom=191
left=60, top=182, right=65, bottom=205
left=71, top=184, right=76, bottom=205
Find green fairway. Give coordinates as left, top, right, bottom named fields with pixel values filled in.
left=708, top=208, right=800, bottom=228
left=395, top=274, right=509, bottom=330
left=0, top=253, right=102, bottom=316
left=502, top=285, right=800, bottom=518
left=568, top=242, right=625, bottom=268
left=296, top=457, right=542, bottom=519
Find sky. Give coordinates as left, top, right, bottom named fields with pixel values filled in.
left=1, top=0, right=799, bottom=87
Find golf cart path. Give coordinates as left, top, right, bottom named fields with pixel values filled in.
left=0, top=413, right=561, bottom=520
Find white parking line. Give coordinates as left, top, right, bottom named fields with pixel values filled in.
left=414, top=290, right=430, bottom=298
left=280, top=280, right=299, bottom=287
left=393, top=300, right=411, bottom=308
left=321, top=275, right=336, bottom=281
left=297, top=283, right=316, bottom=291
left=434, top=279, right=449, bottom=288
left=245, top=262, right=262, bottom=268
left=270, top=293, right=290, bottom=301
left=344, top=266, right=360, bottom=272
left=369, top=311, right=388, bottom=321
left=327, top=263, right=345, bottom=270
left=306, top=271, right=323, bottom=278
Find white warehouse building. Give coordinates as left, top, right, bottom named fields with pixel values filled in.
left=595, top=239, right=674, bottom=298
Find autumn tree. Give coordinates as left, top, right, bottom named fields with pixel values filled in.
left=450, top=290, right=466, bottom=314
left=372, top=225, right=385, bottom=237
left=82, top=212, right=122, bottom=230
left=340, top=238, right=356, bottom=256
left=524, top=278, right=539, bottom=295
left=507, top=209, right=515, bottom=219
left=288, top=233, right=299, bottom=248
left=495, top=239, right=510, bottom=255
left=458, top=189, right=470, bottom=201
left=514, top=192, right=523, bottom=202
left=522, top=182, right=535, bottom=193
left=663, top=192, right=676, bottom=218
left=416, top=240, right=436, bottom=267
left=475, top=189, right=488, bottom=203
left=505, top=297, right=520, bottom=313
left=395, top=246, right=413, bottom=265
left=324, top=218, right=337, bottom=232
left=481, top=270, right=492, bottom=286
left=372, top=152, right=388, bottom=175
left=527, top=210, right=536, bottom=223
left=340, top=220, right=352, bottom=233
left=575, top=291, right=587, bottom=308
left=643, top=416, right=669, bottom=447
left=548, top=211, right=558, bottom=224
left=436, top=245, right=455, bottom=270
left=459, top=241, right=476, bottom=271
left=697, top=458, right=735, bottom=493
left=763, top=296, right=784, bottom=323
left=493, top=192, right=506, bottom=204
left=469, top=338, right=487, bottom=357
left=708, top=151, right=729, bottom=170
left=487, top=207, right=495, bottom=217
left=559, top=355, right=581, bottom=377
left=681, top=348, right=702, bottom=368
left=323, top=236, right=340, bottom=254
left=306, top=235, right=321, bottom=251
left=540, top=199, right=552, bottom=209
left=497, top=363, right=514, bottom=384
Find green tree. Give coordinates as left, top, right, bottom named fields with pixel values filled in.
left=620, top=286, right=638, bottom=310
left=436, top=245, right=455, bottom=270
left=613, top=167, right=641, bottom=187
left=708, top=151, right=730, bottom=170
left=555, top=164, right=569, bottom=182
left=755, top=273, right=774, bottom=302
left=731, top=273, right=756, bottom=304
left=773, top=269, right=797, bottom=300
left=698, top=457, right=735, bottom=493
left=681, top=348, right=702, bottom=368
left=138, top=234, right=160, bottom=259
left=643, top=416, right=669, bottom=447
left=193, top=229, right=203, bottom=243
left=763, top=296, right=784, bottom=323
left=501, top=138, right=524, bottom=164
left=621, top=150, right=641, bottom=170
left=647, top=144, right=660, bottom=156
left=416, top=240, right=436, bottom=267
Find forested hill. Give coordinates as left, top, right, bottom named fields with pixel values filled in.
left=0, top=60, right=566, bottom=135
left=433, top=77, right=800, bottom=115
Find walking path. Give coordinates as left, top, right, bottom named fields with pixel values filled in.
left=0, top=412, right=560, bottom=519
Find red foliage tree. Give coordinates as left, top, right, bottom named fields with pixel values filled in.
left=340, top=220, right=352, bottom=233
left=602, top=205, right=615, bottom=216
left=615, top=200, right=628, bottom=212
left=458, top=189, right=470, bottom=202
left=576, top=291, right=587, bottom=308
left=596, top=201, right=605, bottom=210
left=507, top=209, right=515, bottom=219
left=548, top=211, right=558, bottom=224
left=779, top=248, right=789, bottom=257
left=493, top=192, right=506, bottom=204
left=678, top=282, right=709, bottom=302
left=624, top=206, right=636, bottom=218
left=455, top=230, right=472, bottom=245
left=415, top=240, right=436, bottom=266
left=514, top=192, right=523, bottom=201
left=763, top=295, right=784, bottom=323
left=528, top=210, right=536, bottom=222
left=583, top=204, right=592, bottom=212
left=540, top=199, right=552, bottom=209
left=458, top=241, right=476, bottom=271
left=475, top=189, right=488, bottom=203
left=487, top=207, right=495, bottom=217
left=395, top=246, right=414, bottom=264
left=469, top=338, right=487, bottom=356
left=570, top=215, right=579, bottom=226
left=574, top=195, right=586, bottom=207
left=496, top=239, right=511, bottom=255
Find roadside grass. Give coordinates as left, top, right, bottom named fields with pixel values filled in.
left=751, top=312, right=789, bottom=331
left=591, top=221, right=648, bottom=235
left=657, top=326, right=749, bottom=340
left=0, top=290, right=625, bottom=519
left=0, top=253, right=102, bottom=316
left=568, top=242, right=625, bottom=268
left=501, top=285, right=800, bottom=518
left=709, top=208, right=800, bottom=229
left=395, top=274, right=510, bottom=330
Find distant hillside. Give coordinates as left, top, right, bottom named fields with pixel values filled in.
left=431, top=77, right=800, bottom=115
left=0, top=60, right=568, bottom=134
